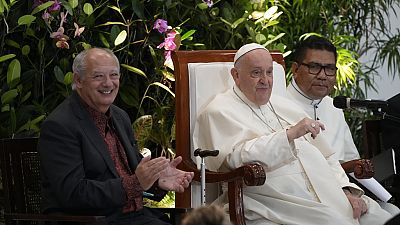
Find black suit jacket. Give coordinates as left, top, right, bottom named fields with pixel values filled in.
left=39, top=92, right=144, bottom=216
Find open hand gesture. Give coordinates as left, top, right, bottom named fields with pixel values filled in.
left=158, top=156, right=194, bottom=192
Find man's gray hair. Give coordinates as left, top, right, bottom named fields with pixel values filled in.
left=71, top=48, right=120, bottom=90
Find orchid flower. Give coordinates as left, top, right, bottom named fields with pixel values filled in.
left=202, top=0, right=213, bottom=7
left=74, top=22, right=85, bottom=38
left=157, top=30, right=177, bottom=51
left=48, top=0, right=61, bottom=12
left=59, top=11, right=68, bottom=28
left=157, top=30, right=178, bottom=70
left=56, top=38, right=70, bottom=49
left=153, top=19, right=168, bottom=33
left=42, top=11, right=53, bottom=24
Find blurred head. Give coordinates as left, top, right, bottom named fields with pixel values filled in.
left=291, top=36, right=337, bottom=100
left=231, top=43, right=273, bottom=106
left=181, top=205, right=231, bottom=225
left=72, top=48, right=120, bottom=113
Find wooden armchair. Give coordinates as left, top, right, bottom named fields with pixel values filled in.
left=0, top=138, right=186, bottom=225
left=172, top=50, right=286, bottom=225
left=0, top=137, right=106, bottom=225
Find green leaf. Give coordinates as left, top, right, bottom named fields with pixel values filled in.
left=83, top=3, right=94, bottom=15
left=0, top=0, right=5, bottom=14
left=21, top=45, right=30, bottom=55
left=108, top=5, right=121, bottom=14
left=99, top=33, right=110, bottom=48
left=7, top=59, right=21, bottom=88
left=21, top=91, right=31, bottom=103
left=18, top=15, right=36, bottom=26
left=10, top=107, right=16, bottom=133
left=181, top=30, right=196, bottom=41
left=197, top=2, right=208, bottom=10
left=220, top=17, right=232, bottom=27
left=95, top=21, right=126, bottom=27
left=148, top=45, right=158, bottom=67
left=5, top=39, right=20, bottom=49
left=25, top=27, right=35, bottom=37
left=121, top=64, right=147, bottom=78
left=255, top=33, right=266, bottom=43
left=69, top=0, right=78, bottom=8
left=0, top=54, right=16, bottom=63
left=60, top=0, right=73, bottom=15
left=114, top=30, right=127, bottom=46
left=162, top=70, right=175, bottom=82
left=149, top=82, right=175, bottom=98
left=31, top=1, right=54, bottom=15
left=232, top=18, right=245, bottom=29
left=1, top=104, right=10, bottom=112
left=54, top=66, right=64, bottom=83
left=1, top=89, right=18, bottom=104
left=64, top=72, right=73, bottom=85
left=131, top=0, right=145, bottom=19
left=16, top=115, right=46, bottom=133
left=110, top=25, right=121, bottom=45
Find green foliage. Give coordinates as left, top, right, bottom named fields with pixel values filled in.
left=1, top=0, right=399, bottom=155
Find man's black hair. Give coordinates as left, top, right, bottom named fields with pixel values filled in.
left=293, top=36, right=337, bottom=63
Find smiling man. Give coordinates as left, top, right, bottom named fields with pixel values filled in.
left=38, top=48, right=193, bottom=225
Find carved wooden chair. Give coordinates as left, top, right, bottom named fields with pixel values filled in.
left=0, top=137, right=106, bottom=225
left=0, top=137, right=186, bottom=225
left=172, top=50, right=286, bottom=225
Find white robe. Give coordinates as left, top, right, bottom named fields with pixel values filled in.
left=193, top=85, right=391, bottom=225
left=286, top=80, right=360, bottom=162
left=287, top=80, right=400, bottom=216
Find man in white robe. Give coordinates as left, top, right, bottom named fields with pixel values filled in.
left=193, top=43, right=392, bottom=225
left=286, top=36, right=399, bottom=216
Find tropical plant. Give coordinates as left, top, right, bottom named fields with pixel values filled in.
left=1, top=0, right=399, bottom=187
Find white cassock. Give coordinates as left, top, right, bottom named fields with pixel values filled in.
left=286, top=80, right=360, bottom=163
left=193, top=85, right=392, bottom=225
left=287, top=80, right=400, bottom=216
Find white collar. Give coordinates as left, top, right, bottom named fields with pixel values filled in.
left=290, top=80, right=323, bottom=107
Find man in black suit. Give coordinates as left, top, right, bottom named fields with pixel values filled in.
left=38, top=48, right=194, bottom=225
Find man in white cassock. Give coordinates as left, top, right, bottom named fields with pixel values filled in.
left=286, top=36, right=400, bottom=216
left=193, top=43, right=393, bottom=225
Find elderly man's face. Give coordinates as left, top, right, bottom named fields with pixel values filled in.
left=231, top=49, right=273, bottom=106
left=292, top=49, right=337, bottom=100
left=74, top=49, right=120, bottom=113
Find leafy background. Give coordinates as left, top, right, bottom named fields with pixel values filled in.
left=1, top=0, right=400, bottom=207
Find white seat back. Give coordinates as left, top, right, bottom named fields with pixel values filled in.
left=188, top=61, right=286, bottom=207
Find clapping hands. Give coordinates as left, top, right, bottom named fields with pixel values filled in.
left=136, top=156, right=194, bottom=192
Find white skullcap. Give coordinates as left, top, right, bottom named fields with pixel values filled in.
left=234, top=43, right=269, bottom=64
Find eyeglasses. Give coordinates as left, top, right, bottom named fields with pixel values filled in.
left=299, top=62, right=337, bottom=76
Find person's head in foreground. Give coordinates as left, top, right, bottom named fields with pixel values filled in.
left=181, top=205, right=232, bottom=225
left=72, top=47, right=120, bottom=113
left=231, top=43, right=273, bottom=106
left=291, top=36, right=338, bottom=100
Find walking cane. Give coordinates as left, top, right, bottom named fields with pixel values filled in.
left=194, top=148, right=219, bottom=206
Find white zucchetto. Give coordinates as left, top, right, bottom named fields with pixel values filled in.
left=234, top=43, right=270, bottom=64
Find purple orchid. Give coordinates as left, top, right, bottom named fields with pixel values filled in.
left=153, top=19, right=168, bottom=34
left=202, top=0, right=213, bottom=7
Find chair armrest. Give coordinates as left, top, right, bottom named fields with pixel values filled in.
left=341, top=159, right=375, bottom=179
left=181, top=159, right=266, bottom=186
left=5, top=213, right=105, bottom=223
left=179, top=159, right=266, bottom=225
